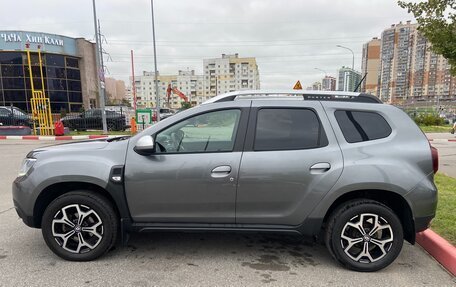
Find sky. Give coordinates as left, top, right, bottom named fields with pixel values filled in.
left=2, top=0, right=415, bottom=89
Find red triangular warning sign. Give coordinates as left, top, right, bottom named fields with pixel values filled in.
left=293, top=80, right=302, bottom=90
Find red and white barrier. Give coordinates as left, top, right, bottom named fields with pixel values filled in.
left=0, top=135, right=128, bottom=141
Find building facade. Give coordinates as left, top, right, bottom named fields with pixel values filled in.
left=0, top=30, right=99, bottom=113
left=337, top=67, right=362, bottom=92
left=203, top=54, right=260, bottom=99
left=361, top=37, right=381, bottom=96
left=376, top=21, right=456, bottom=103
left=321, top=76, right=336, bottom=91
left=131, top=70, right=204, bottom=109
left=312, top=81, right=322, bottom=90
left=130, top=54, right=260, bottom=109
left=105, top=77, right=126, bottom=105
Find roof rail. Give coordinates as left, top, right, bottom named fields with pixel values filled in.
left=202, top=90, right=382, bottom=104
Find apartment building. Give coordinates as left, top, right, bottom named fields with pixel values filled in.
left=361, top=37, right=381, bottom=96
left=376, top=21, right=456, bottom=103
left=337, top=67, right=362, bottom=92
left=130, top=70, right=204, bottom=109
left=203, top=54, right=260, bottom=98
left=321, top=76, right=336, bottom=91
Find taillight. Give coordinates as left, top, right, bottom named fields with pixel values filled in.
left=430, top=145, right=439, bottom=174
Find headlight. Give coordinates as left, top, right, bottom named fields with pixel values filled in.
left=18, top=158, right=36, bottom=177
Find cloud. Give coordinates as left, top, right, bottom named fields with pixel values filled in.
left=2, top=0, right=413, bottom=89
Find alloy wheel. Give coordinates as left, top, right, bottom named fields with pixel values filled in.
left=51, top=204, right=104, bottom=254
left=340, top=213, right=394, bottom=264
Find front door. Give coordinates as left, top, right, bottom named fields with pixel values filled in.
left=124, top=108, right=246, bottom=223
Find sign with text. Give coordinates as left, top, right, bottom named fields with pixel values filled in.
left=0, top=31, right=77, bottom=56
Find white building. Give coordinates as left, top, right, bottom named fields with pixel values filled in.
left=129, top=70, right=205, bottom=109
left=129, top=54, right=261, bottom=109
left=203, top=53, right=260, bottom=98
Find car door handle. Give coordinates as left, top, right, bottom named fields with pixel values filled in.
left=211, top=165, right=231, bottom=178
left=310, top=162, right=331, bottom=174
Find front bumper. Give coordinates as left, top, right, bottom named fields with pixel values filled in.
left=12, top=176, right=39, bottom=228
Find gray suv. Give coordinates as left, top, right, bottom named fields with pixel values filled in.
left=12, top=90, right=438, bottom=272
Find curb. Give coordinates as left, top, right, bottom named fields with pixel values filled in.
left=0, top=135, right=129, bottom=141
left=416, top=229, right=456, bottom=276
left=428, top=139, right=456, bottom=143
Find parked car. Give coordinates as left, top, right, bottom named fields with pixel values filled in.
left=13, top=90, right=438, bottom=272
left=60, top=109, right=128, bottom=131
left=152, top=108, right=175, bottom=121
left=0, top=106, right=33, bottom=127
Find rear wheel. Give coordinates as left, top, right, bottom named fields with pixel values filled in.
left=325, top=199, right=403, bottom=272
left=107, top=121, right=119, bottom=131
left=41, top=191, right=118, bottom=261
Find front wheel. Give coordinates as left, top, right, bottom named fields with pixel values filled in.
left=325, top=199, right=403, bottom=272
left=41, top=191, right=118, bottom=261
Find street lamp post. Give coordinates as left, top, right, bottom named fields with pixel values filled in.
left=150, top=0, right=160, bottom=121
left=336, top=45, right=355, bottom=72
left=314, top=68, right=327, bottom=76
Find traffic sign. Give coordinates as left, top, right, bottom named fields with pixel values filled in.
left=293, top=80, right=303, bottom=90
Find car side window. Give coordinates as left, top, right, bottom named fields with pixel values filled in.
left=155, top=109, right=241, bottom=153
left=335, top=110, right=392, bottom=143
left=0, top=109, right=11, bottom=116
left=254, top=108, right=328, bottom=151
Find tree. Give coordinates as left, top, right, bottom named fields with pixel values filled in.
left=398, top=0, right=456, bottom=75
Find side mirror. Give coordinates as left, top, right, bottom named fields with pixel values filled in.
left=134, top=135, right=155, bottom=155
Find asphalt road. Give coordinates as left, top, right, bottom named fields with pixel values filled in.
left=428, top=133, right=456, bottom=178
left=0, top=140, right=455, bottom=287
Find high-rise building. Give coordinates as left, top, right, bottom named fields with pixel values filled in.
left=361, top=37, right=381, bottom=96
left=337, top=67, right=361, bottom=92
left=321, top=76, right=336, bottom=91
left=203, top=54, right=260, bottom=99
left=377, top=21, right=456, bottom=103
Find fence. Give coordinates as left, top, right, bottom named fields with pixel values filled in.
left=0, top=106, right=132, bottom=133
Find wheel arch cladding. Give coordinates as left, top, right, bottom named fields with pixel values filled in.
left=322, top=189, right=415, bottom=244
left=33, top=182, right=120, bottom=228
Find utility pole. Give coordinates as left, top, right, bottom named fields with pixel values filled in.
left=131, top=50, right=137, bottom=113
left=92, top=0, right=107, bottom=134
left=150, top=0, right=160, bottom=121
left=98, top=19, right=107, bottom=102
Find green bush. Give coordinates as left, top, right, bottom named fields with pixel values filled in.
left=413, top=114, right=445, bottom=126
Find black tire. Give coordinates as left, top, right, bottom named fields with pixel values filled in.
left=325, top=199, right=403, bottom=272
left=41, top=191, right=118, bottom=261
left=107, top=121, right=116, bottom=131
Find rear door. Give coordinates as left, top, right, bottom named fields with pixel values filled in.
left=236, top=100, right=343, bottom=225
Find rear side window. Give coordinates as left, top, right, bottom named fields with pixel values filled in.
left=254, top=108, right=328, bottom=151
left=335, top=110, right=392, bottom=143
